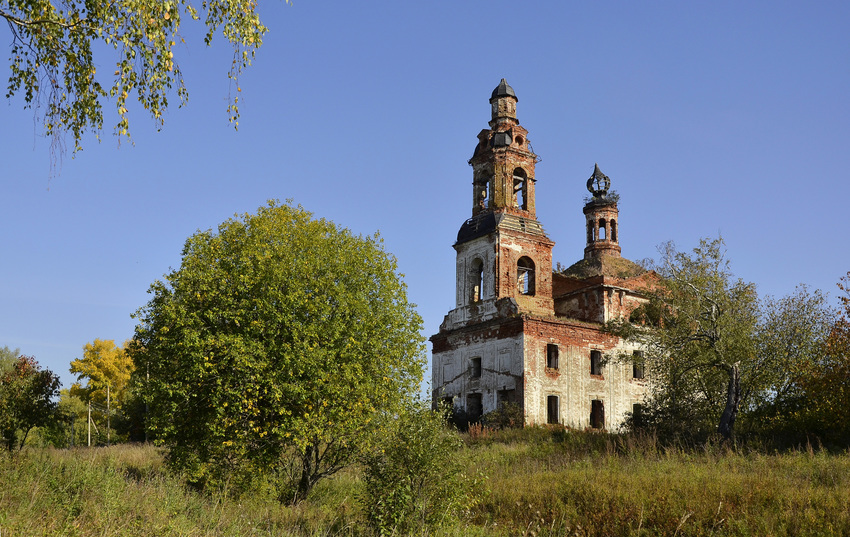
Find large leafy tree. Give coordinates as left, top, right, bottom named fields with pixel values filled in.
left=131, top=201, right=425, bottom=501
left=610, top=238, right=759, bottom=439
left=0, top=352, right=61, bottom=451
left=2, top=0, right=278, bottom=156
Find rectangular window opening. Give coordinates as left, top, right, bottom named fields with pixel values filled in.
left=547, top=395, right=559, bottom=425
left=470, top=357, right=482, bottom=379
left=591, top=399, right=605, bottom=429
left=633, top=350, right=645, bottom=379
left=590, top=350, right=603, bottom=376
left=546, top=344, right=559, bottom=369
left=466, top=393, right=483, bottom=423
left=632, top=403, right=644, bottom=426
left=497, top=389, right=516, bottom=406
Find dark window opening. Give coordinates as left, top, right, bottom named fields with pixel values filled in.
left=470, top=357, right=482, bottom=379
left=547, top=395, right=559, bottom=424
left=633, top=350, right=645, bottom=379
left=611, top=220, right=617, bottom=242
left=546, top=344, right=559, bottom=369
left=517, top=256, right=536, bottom=296
left=598, top=218, right=607, bottom=240
left=470, top=258, right=484, bottom=303
left=466, top=393, right=483, bottom=423
left=513, top=168, right=528, bottom=210
left=587, top=220, right=594, bottom=243
left=632, top=403, right=644, bottom=426
left=591, top=399, right=605, bottom=429
left=497, top=389, right=516, bottom=406
left=590, top=350, right=603, bottom=376
left=475, top=178, right=490, bottom=211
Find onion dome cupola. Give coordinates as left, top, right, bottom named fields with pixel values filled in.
left=583, top=164, right=622, bottom=260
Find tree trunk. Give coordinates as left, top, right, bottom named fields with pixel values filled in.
left=295, top=442, right=318, bottom=503
left=717, top=362, right=740, bottom=439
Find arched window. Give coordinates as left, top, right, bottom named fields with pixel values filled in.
left=470, top=258, right=484, bottom=303
left=513, top=168, right=528, bottom=210
left=474, top=176, right=489, bottom=212
left=598, top=218, right=607, bottom=240
left=517, top=256, right=535, bottom=296
left=610, top=220, right=617, bottom=242
left=587, top=220, right=594, bottom=243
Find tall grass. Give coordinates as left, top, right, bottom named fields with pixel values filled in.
left=0, top=444, right=363, bottom=536
left=1, top=432, right=848, bottom=536
left=467, top=428, right=850, bottom=536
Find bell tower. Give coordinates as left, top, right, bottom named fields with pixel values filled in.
left=470, top=78, right=539, bottom=218
left=445, top=79, right=554, bottom=329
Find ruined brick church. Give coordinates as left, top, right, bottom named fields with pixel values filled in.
left=430, top=79, right=656, bottom=429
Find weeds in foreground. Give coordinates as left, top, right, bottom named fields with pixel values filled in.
left=468, top=428, right=850, bottom=536
left=1, top=432, right=849, bottom=536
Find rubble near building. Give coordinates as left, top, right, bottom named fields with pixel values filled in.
left=430, top=79, right=657, bottom=429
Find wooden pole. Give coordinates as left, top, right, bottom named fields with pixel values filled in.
left=107, top=383, right=111, bottom=447
left=145, top=363, right=149, bottom=443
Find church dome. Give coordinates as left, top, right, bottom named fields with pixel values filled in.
left=490, top=78, right=517, bottom=101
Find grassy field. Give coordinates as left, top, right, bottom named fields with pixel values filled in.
left=1, top=430, right=849, bottom=536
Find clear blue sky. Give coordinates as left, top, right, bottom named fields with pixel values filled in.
left=2, top=1, right=849, bottom=391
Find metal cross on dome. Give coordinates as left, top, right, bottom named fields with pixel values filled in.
left=586, top=163, right=611, bottom=197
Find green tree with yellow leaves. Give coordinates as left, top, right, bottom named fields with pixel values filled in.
left=130, top=201, right=425, bottom=502
left=3, top=0, right=282, bottom=158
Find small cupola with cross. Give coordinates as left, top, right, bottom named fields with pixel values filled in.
left=583, top=164, right=622, bottom=260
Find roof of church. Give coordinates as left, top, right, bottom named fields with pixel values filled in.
left=491, top=78, right=517, bottom=101
left=456, top=212, right=548, bottom=244
left=561, top=255, right=647, bottom=280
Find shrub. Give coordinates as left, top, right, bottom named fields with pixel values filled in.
left=482, top=402, right=524, bottom=430
left=361, top=401, right=480, bottom=535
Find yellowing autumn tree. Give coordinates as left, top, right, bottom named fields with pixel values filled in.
left=70, top=339, right=134, bottom=409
